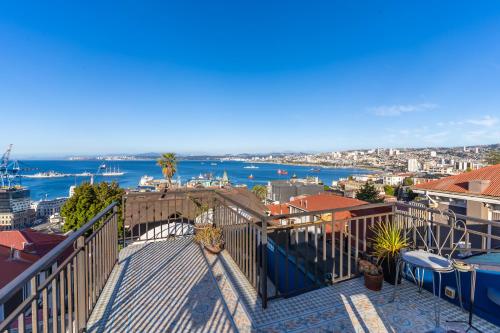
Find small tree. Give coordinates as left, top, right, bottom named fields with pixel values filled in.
left=384, top=185, right=395, bottom=196
left=403, top=177, right=414, bottom=186
left=252, top=185, right=268, bottom=201
left=61, top=181, right=125, bottom=233
left=356, top=182, right=382, bottom=203
left=157, top=153, right=177, bottom=188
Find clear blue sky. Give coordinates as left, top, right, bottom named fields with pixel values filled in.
left=1, top=1, right=499, bottom=156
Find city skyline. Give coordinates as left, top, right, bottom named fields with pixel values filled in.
left=1, top=1, right=500, bottom=155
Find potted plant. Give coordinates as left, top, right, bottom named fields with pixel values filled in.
left=194, top=224, right=224, bottom=254
left=358, top=259, right=383, bottom=291
left=370, top=222, right=408, bottom=285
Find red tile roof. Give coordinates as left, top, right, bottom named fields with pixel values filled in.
left=288, top=193, right=368, bottom=212
left=414, top=164, right=500, bottom=198
left=266, top=203, right=290, bottom=215
left=0, top=229, right=66, bottom=256
left=0, top=230, right=68, bottom=289
left=0, top=245, right=36, bottom=288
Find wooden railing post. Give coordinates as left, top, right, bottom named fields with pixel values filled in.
left=75, top=236, right=86, bottom=332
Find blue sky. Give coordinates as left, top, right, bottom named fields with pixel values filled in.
left=1, top=1, right=499, bottom=156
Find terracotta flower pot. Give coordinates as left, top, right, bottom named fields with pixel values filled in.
left=204, top=243, right=223, bottom=254
left=364, top=273, right=383, bottom=291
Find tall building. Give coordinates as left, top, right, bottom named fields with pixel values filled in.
left=407, top=158, right=420, bottom=172
left=0, top=188, right=35, bottom=230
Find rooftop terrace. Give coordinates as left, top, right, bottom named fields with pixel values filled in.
left=1, top=188, right=499, bottom=332
left=86, top=237, right=498, bottom=333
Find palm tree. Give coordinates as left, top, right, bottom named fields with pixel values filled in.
left=157, top=153, right=177, bottom=188
left=252, top=185, right=267, bottom=201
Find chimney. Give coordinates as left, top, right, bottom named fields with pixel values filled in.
left=469, top=180, right=490, bottom=194
left=305, top=200, right=308, bottom=209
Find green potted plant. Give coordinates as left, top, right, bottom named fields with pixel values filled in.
left=370, top=222, right=408, bottom=285
left=194, top=224, right=224, bottom=254
left=358, top=259, right=383, bottom=291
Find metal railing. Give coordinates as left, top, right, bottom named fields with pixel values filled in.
left=122, top=189, right=270, bottom=307
left=0, top=203, right=119, bottom=333
left=262, top=201, right=500, bottom=300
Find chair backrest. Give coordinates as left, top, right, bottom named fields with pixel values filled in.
left=404, top=206, right=467, bottom=258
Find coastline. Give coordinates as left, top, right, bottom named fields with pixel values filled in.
left=247, top=160, right=382, bottom=173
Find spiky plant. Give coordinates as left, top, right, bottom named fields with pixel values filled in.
left=370, top=222, right=408, bottom=266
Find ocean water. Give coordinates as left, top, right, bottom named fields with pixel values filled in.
left=16, top=160, right=373, bottom=200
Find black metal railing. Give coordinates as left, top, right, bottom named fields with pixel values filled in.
left=0, top=202, right=119, bottom=333
left=122, top=189, right=270, bottom=307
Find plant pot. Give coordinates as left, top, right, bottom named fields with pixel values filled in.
left=364, top=273, right=383, bottom=291
left=381, top=255, right=402, bottom=285
left=204, top=243, right=223, bottom=254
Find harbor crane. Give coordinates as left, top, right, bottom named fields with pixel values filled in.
left=1, top=144, right=20, bottom=188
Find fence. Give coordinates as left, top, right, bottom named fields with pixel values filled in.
left=0, top=202, right=119, bottom=333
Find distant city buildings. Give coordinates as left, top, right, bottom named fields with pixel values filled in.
left=0, top=188, right=35, bottom=230
left=267, top=177, right=324, bottom=203
left=30, top=197, right=67, bottom=219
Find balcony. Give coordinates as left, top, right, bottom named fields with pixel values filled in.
left=1, top=189, right=499, bottom=332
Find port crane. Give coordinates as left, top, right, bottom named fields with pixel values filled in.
left=0, top=144, right=20, bottom=188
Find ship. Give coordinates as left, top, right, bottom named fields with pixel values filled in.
left=248, top=174, right=254, bottom=179
left=25, top=171, right=69, bottom=178
left=139, top=175, right=154, bottom=186
left=75, top=171, right=93, bottom=177
left=310, top=168, right=321, bottom=172
left=210, top=162, right=217, bottom=166
left=243, top=165, right=259, bottom=169
left=101, top=166, right=125, bottom=176
left=277, top=169, right=288, bottom=175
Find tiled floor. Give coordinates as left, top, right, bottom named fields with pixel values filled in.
left=86, top=237, right=241, bottom=333
left=88, top=237, right=500, bottom=333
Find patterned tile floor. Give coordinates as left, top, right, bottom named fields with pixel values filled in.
left=88, top=238, right=500, bottom=333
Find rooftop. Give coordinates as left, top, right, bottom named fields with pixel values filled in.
left=414, top=163, right=500, bottom=198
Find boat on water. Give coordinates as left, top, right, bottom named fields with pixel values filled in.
left=75, top=171, right=93, bottom=177
left=139, top=175, right=154, bottom=186
left=277, top=169, right=288, bottom=175
left=25, top=171, right=68, bottom=178
left=210, top=162, right=217, bottom=166
left=310, top=168, right=321, bottom=172
left=243, top=165, right=259, bottom=169
left=248, top=174, right=254, bottom=179
left=101, top=166, right=125, bottom=176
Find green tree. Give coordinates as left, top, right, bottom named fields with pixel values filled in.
left=356, top=182, right=382, bottom=203
left=383, top=185, right=395, bottom=196
left=157, top=153, right=177, bottom=187
left=252, top=185, right=268, bottom=201
left=61, top=182, right=125, bottom=233
left=403, top=177, right=414, bottom=186
left=485, top=150, right=500, bottom=165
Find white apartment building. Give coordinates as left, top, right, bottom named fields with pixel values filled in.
left=407, top=158, right=420, bottom=172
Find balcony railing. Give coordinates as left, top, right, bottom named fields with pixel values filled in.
left=1, top=189, right=499, bottom=331
left=0, top=203, right=119, bottom=333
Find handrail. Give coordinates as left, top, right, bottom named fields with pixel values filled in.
left=268, top=202, right=393, bottom=221
left=215, top=190, right=269, bottom=221
left=395, top=201, right=500, bottom=226
left=0, top=201, right=118, bottom=304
